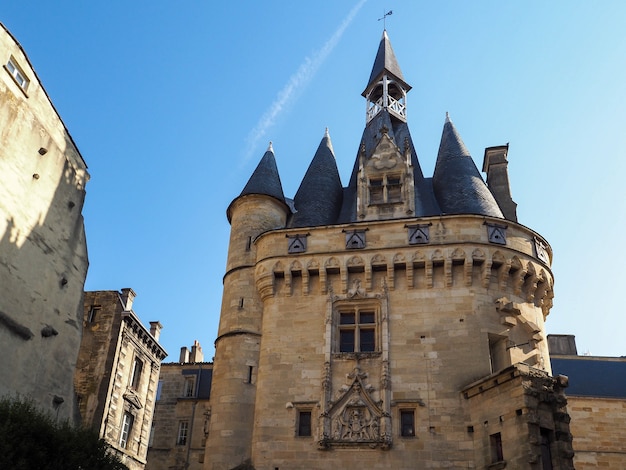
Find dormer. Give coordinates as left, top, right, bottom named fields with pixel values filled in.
left=362, top=31, right=411, bottom=124
left=356, top=127, right=415, bottom=221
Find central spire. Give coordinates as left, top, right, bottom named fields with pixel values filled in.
left=362, top=30, right=411, bottom=124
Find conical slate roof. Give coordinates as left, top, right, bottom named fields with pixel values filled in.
left=432, top=116, right=504, bottom=218
left=363, top=30, right=411, bottom=96
left=290, top=130, right=343, bottom=228
left=239, top=143, right=285, bottom=202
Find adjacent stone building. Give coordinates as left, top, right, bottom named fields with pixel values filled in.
left=0, top=22, right=89, bottom=423
left=146, top=341, right=213, bottom=470
left=75, top=289, right=167, bottom=470
left=204, top=31, right=574, bottom=469
left=549, top=335, right=626, bottom=469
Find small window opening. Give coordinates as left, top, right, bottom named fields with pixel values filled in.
left=247, top=366, right=254, bottom=384
left=130, top=358, right=143, bottom=390
left=87, top=305, right=101, bottom=323
left=400, top=410, right=415, bottom=437
left=297, top=410, right=312, bottom=436
left=6, top=57, right=29, bottom=91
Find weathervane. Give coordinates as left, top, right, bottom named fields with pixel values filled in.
left=378, top=10, right=393, bottom=29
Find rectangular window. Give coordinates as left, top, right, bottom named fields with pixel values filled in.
left=297, top=411, right=312, bottom=437
left=87, top=305, right=101, bottom=323
left=369, top=178, right=384, bottom=204
left=120, top=412, right=134, bottom=449
left=183, top=377, right=195, bottom=397
left=130, top=358, right=143, bottom=390
left=490, top=432, right=504, bottom=463
left=400, top=410, right=415, bottom=437
left=338, top=308, right=378, bottom=353
left=156, top=380, right=163, bottom=401
left=148, top=422, right=155, bottom=448
left=387, top=176, right=402, bottom=202
left=369, top=175, right=402, bottom=204
left=5, top=57, right=29, bottom=91
left=177, top=421, right=189, bottom=445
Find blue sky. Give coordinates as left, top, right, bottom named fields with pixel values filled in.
left=4, top=1, right=626, bottom=360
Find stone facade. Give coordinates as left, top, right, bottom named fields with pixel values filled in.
left=0, top=22, right=89, bottom=423
left=75, top=289, right=167, bottom=470
left=548, top=335, right=626, bottom=468
left=146, top=342, right=212, bottom=470
left=204, top=32, right=574, bottom=470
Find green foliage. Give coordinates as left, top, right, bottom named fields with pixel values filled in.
left=0, top=396, right=129, bottom=470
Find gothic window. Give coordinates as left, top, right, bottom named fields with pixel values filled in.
left=368, top=175, right=402, bottom=205
left=337, top=305, right=378, bottom=353
left=129, top=357, right=143, bottom=391
left=297, top=410, right=312, bottom=437
left=120, top=412, right=134, bottom=449
left=400, top=410, right=415, bottom=437
left=177, top=421, right=189, bottom=445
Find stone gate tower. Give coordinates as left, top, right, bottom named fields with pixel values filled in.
left=205, top=31, right=574, bottom=470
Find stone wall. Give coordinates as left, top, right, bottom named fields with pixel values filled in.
left=0, top=22, right=89, bottom=424
left=568, top=396, right=626, bottom=468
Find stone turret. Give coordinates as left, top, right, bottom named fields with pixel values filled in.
left=207, top=143, right=289, bottom=468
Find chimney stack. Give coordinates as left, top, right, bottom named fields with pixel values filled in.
left=120, top=288, right=136, bottom=311
left=482, top=145, right=517, bottom=222
left=149, top=321, right=162, bottom=341
left=190, top=340, right=204, bottom=363
left=180, top=347, right=190, bottom=363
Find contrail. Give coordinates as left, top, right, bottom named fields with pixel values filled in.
left=242, top=0, right=367, bottom=166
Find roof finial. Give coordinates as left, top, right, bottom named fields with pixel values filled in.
left=377, top=10, right=393, bottom=30
left=267, top=141, right=274, bottom=152
left=324, top=127, right=330, bottom=138
left=445, top=112, right=451, bottom=123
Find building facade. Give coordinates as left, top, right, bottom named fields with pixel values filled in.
left=204, top=32, right=574, bottom=469
left=0, top=22, right=89, bottom=423
left=549, top=335, right=626, bottom=469
left=75, top=289, right=167, bottom=470
left=146, top=341, right=213, bottom=470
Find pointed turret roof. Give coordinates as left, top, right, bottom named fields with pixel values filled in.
left=239, top=143, right=285, bottom=202
left=432, top=115, right=504, bottom=218
left=290, top=129, right=343, bottom=227
left=363, top=30, right=411, bottom=96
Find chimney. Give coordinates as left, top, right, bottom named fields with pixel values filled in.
left=120, top=288, right=136, bottom=311
left=190, top=340, right=204, bottom=363
left=180, top=347, right=190, bottom=363
left=149, top=321, right=162, bottom=341
left=547, top=334, right=578, bottom=356
left=482, top=145, right=517, bottom=222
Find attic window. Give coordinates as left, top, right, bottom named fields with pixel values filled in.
left=368, top=175, right=402, bottom=205
left=5, top=57, right=29, bottom=92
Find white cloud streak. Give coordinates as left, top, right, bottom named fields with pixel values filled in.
left=242, top=0, right=367, bottom=165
